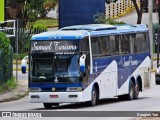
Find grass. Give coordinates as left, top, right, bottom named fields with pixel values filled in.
left=34, top=18, right=58, bottom=28
left=0, top=77, right=17, bottom=93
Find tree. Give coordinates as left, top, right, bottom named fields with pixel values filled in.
left=6, top=0, right=58, bottom=27
left=157, top=0, right=160, bottom=24
left=131, top=0, right=147, bottom=24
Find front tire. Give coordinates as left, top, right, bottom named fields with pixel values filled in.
left=89, top=87, right=98, bottom=106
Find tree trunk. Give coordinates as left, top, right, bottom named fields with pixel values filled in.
left=137, top=13, right=142, bottom=24
left=159, top=12, right=160, bottom=24
left=131, top=0, right=145, bottom=24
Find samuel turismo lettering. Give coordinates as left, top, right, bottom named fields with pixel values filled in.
left=53, top=42, right=77, bottom=51
left=32, top=42, right=52, bottom=51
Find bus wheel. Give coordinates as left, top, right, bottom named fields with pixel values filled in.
left=43, top=103, right=59, bottom=109
left=134, top=82, right=139, bottom=99
left=126, top=81, right=134, bottom=100
left=90, top=87, right=98, bottom=106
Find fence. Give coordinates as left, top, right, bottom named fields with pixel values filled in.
left=106, top=0, right=140, bottom=19
left=0, top=46, right=13, bottom=85
left=0, top=49, right=4, bottom=85
left=11, top=27, right=47, bottom=54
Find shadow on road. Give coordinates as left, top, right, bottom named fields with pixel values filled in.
left=31, top=97, right=149, bottom=111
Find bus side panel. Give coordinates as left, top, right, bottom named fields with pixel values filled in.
left=98, top=60, right=118, bottom=98
left=81, top=60, right=118, bottom=101
left=117, top=55, right=151, bottom=96
left=138, top=56, right=151, bottom=90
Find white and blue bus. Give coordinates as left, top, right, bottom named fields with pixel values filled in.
left=27, top=24, right=151, bottom=108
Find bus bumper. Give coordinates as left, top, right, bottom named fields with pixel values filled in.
left=29, top=92, right=85, bottom=103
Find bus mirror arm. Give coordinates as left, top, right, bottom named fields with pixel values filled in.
left=79, top=54, right=86, bottom=73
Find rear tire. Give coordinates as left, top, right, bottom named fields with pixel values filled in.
left=134, top=81, right=139, bottom=99
left=126, top=81, right=134, bottom=100
left=43, top=103, right=59, bottom=109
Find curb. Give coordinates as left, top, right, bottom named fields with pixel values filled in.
left=0, top=81, right=28, bottom=103
left=151, top=68, right=156, bottom=73
left=13, top=68, right=28, bottom=71
left=0, top=92, right=28, bottom=103
left=153, top=57, right=160, bottom=61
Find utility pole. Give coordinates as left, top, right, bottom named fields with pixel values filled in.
left=149, top=0, right=153, bottom=69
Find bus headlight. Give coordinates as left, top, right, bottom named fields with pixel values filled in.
left=29, top=87, right=42, bottom=92
left=66, top=87, right=82, bottom=92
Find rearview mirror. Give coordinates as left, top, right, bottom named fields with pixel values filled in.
left=21, top=56, right=28, bottom=74
left=79, top=54, right=86, bottom=73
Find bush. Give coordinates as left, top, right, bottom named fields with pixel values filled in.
left=0, top=77, right=16, bottom=93
left=13, top=53, right=28, bottom=60
left=94, top=13, right=125, bottom=25
left=33, top=24, right=48, bottom=32
left=0, top=32, right=11, bottom=80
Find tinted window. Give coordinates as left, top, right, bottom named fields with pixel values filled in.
left=136, top=33, right=149, bottom=52
left=91, top=37, right=101, bottom=56
left=81, top=38, right=89, bottom=51
left=120, top=34, right=130, bottom=54
left=110, top=35, right=120, bottom=55
left=100, top=36, right=111, bottom=56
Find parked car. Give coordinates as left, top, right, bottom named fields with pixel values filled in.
left=143, top=0, right=158, bottom=12
left=156, top=66, right=160, bottom=84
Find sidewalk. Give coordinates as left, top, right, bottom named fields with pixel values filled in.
left=0, top=80, right=28, bottom=103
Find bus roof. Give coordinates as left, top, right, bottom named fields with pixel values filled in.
left=31, top=24, right=148, bottom=40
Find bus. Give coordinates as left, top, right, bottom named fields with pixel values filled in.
left=26, top=24, right=151, bottom=108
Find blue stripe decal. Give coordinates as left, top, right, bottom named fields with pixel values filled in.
left=29, top=83, right=82, bottom=88
left=90, top=52, right=150, bottom=89
left=32, top=36, right=82, bottom=40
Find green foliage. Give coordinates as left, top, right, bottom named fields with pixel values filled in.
left=94, top=13, right=125, bottom=25
left=13, top=53, right=28, bottom=60
left=105, top=18, right=125, bottom=25
left=34, top=18, right=58, bottom=27
left=0, top=32, right=10, bottom=75
left=0, top=77, right=16, bottom=93
left=33, top=24, right=48, bottom=31
left=94, top=13, right=107, bottom=24
left=6, top=0, right=58, bottom=27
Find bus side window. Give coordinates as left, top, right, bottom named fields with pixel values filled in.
left=81, top=38, right=89, bottom=52
left=121, top=34, right=130, bottom=54
left=91, top=37, right=101, bottom=57
left=100, top=36, right=111, bottom=56
left=130, top=34, right=137, bottom=53
left=110, top=35, right=120, bottom=55
left=142, top=33, right=149, bottom=52
left=110, top=35, right=117, bottom=55
left=135, top=33, right=149, bottom=53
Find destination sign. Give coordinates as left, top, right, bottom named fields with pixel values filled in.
left=31, top=41, right=79, bottom=53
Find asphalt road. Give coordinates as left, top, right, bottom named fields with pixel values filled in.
left=0, top=82, right=159, bottom=120
left=3, top=66, right=159, bottom=120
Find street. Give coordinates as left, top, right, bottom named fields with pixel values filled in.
left=5, top=64, right=159, bottom=120
left=0, top=83, right=160, bottom=111
left=116, top=11, right=158, bottom=25
left=2, top=10, right=160, bottom=120
left=0, top=80, right=160, bottom=120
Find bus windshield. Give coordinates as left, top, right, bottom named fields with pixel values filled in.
left=30, top=54, right=80, bottom=83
